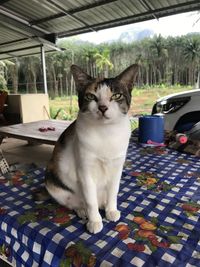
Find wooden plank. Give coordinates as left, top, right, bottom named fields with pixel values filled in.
left=0, top=119, right=71, bottom=145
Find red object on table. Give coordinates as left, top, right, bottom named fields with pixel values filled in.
left=38, top=127, right=48, bottom=132
left=47, top=127, right=55, bottom=131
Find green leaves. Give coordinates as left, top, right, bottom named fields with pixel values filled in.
left=167, top=236, right=182, bottom=244
left=63, top=242, right=96, bottom=267
left=17, top=212, right=37, bottom=224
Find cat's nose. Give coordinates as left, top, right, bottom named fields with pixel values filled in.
left=98, top=105, right=108, bottom=114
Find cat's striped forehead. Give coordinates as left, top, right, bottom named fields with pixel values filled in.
left=85, top=80, right=113, bottom=98
left=85, top=78, right=126, bottom=95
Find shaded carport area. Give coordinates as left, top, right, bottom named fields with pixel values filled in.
left=1, top=0, right=200, bottom=61
left=0, top=0, right=199, bottom=117
left=0, top=1, right=199, bottom=126
left=0, top=0, right=200, bottom=90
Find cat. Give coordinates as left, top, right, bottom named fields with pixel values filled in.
left=44, top=64, right=138, bottom=234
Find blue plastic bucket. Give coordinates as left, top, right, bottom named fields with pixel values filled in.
left=138, top=115, right=164, bottom=144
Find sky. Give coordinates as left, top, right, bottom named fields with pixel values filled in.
left=77, top=11, right=200, bottom=44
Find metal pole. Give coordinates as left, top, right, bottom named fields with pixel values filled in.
left=41, top=45, right=48, bottom=94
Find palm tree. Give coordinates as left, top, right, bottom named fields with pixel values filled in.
left=183, top=37, right=200, bottom=87
left=6, top=58, right=19, bottom=93
left=150, top=35, right=168, bottom=84
left=0, top=61, right=8, bottom=90
left=95, top=48, right=114, bottom=78
left=0, top=60, right=15, bottom=91
left=46, top=54, right=58, bottom=98
left=81, top=47, right=98, bottom=76
left=20, top=56, right=40, bottom=93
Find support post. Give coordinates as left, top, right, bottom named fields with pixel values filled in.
left=41, top=45, right=48, bottom=94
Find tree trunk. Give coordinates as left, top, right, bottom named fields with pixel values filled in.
left=47, top=76, right=54, bottom=98
left=145, top=65, right=149, bottom=86
left=12, top=64, right=18, bottom=93
left=195, top=70, right=200, bottom=89
left=104, top=66, right=108, bottom=78
left=69, top=75, right=73, bottom=115
left=53, top=70, right=58, bottom=97
left=32, top=73, right=37, bottom=93
left=59, top=77, right=63, bottom=96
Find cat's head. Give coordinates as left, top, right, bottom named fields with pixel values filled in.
left=71, top=64, right=138, bottom=123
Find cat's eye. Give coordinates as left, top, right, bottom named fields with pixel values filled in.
left=111, top=93, right=123, bottom=101
left=85, top=93, right=96, bottom=101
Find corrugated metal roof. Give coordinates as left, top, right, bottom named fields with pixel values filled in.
left=0, top=0, right=200, bottom=59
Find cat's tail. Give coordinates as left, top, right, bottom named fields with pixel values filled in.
left=32, top=186, right=51, bottom=202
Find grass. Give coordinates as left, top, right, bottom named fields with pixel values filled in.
left=130, top=86, right=192, bottom=115
left=49, top=86, right=193, bottom=121
left=49, top=96, right=79, bottom=120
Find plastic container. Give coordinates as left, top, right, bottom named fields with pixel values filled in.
left=176, top=133, right=188, bottom=144
left=139, top=115, right=164, bottom=144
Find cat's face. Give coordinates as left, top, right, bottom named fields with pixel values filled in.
left=71, top=64, right=138, bottom=123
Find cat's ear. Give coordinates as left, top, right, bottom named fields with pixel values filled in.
left=115, top=64, right=139, bottom=92
left=71, top=65, right=93, bottom=90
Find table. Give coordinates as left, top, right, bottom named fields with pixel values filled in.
left=0, top=133, right=200, bottom=267
left=0, top=120, right=71, bottom=145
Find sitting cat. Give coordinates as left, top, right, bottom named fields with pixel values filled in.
left=45, top=64, right=138, bottom=233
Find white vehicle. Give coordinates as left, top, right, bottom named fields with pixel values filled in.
left=152, top=89, right=200, bottom=132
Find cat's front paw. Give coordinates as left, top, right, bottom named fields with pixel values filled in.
left=87, top=220, right=103, bottom=234
left=106, top=210, right=121, bottom=222
left=75, top=208, right=87, bottom=220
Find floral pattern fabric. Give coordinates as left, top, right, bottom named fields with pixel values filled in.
left=0, top=136, right=200, bottom=266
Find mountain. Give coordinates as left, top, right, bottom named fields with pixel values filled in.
left=118, top=28, right=155, bottom=42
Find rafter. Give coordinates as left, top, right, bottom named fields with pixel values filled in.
left=58, top=0, right=200, bottom=38
left=43, top=0, right=96, bottom=32
left=0, top=9, right=47, bottom=36
left=0, top=38, right=30, bottom=47
left=0, top=8, right=57, bottom=45
left=30, top=0, right=117, bottom=26
left=0, top=45, right=42, bottom=55
left=138, top=0, right=158, bottom=20
left=0, top=0, right=11, bottom=5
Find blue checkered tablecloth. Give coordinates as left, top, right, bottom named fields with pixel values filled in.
left=0, top=135, right=200, bottom=267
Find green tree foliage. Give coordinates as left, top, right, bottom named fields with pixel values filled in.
left=183, top=36, right=200, bottom=86
left=5, top=33, right=200, bottom=97
left=95, top=48, right=113, bottom=77
left=0, top=60, right=15, bottom=91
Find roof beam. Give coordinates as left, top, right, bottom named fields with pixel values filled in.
left=44, top=0, right=95, bottom=32
left=30, top=12, right=64, bottom=25
left=36, top=37, right=61, bottom=51
left=31, top=0, right=118, bottom=25
left=0, top=38, right=30, bottom=47
left=0, top=9, right=48, bottom=36
left=138, top=0, right=158, bottom=20
left=0, top=8, right=57, bottom=44
left=67, top=0, right=118, bottom=14
left=0, top=45, right=42, bottom=55
left=0, top=0, right=11, bottom=5
left=0, top=49, right=56, bottom=60
left=0, top=21, right=33, bottom=38
left=58, top=0, right=200, bottom=38
left=0, top=37, right=60, bottom=53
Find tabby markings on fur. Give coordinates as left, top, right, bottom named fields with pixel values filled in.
left=44, top=64, right=138, bottom=233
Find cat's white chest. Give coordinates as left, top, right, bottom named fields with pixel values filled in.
left=76, top=116, right=131, bottom=159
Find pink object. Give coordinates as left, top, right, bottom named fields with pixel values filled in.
left=176, top=134, right=188, bottom=144
left=147, top=140, right=166, bottom=147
